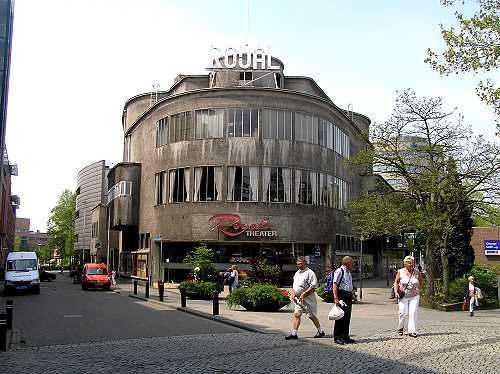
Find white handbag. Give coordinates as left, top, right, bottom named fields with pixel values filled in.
left=328, top=304, right=345, bottom=320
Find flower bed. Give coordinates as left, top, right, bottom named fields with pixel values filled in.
left=226, top=284, right=290, bottom=312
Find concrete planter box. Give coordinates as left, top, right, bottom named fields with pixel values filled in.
left=421, top=297, right=499, bottom=311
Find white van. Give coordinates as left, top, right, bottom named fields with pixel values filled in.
left=4, top=251, right=40, bottom=295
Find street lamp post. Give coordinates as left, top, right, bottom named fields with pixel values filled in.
left=106, top=203, right=110, bottom=271
left=386, top=237, right=390, bottom=287
left=359, top=239, right=363, bottom=300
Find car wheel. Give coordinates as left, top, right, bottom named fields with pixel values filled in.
left=33, top=285, right=40, bottom=295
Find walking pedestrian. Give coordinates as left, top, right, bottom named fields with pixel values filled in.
left=285, top=256, right=325, bottom=340
left=111, top=270, right=117, bottom=286
left=229, top=265, right=239, bottom=293
left=394, top=255, right=423, bottom=337
left=332, top=256, right=355, bottom=345
left=463, top=276, right=478, bottom=317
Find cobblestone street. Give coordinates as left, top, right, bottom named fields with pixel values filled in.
left=2, top=321, right=498, bottom=373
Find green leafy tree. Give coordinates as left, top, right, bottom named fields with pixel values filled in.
left=47, top=190, right=76, bottom=264
left=183, top=243, right=217, bottom=282
left=425, top=0, right=499, bottom=132
left=36, top=245, right=53, bottom=263
left=350, top=90, right=500, bottom=297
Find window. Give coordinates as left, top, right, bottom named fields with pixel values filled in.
left=124, top=135, right=132, bottom=161
left=239, top=71, right=253, bottom=81
left=156, top=111, right=193, bottom=146
left=294, top=112, right=319, bottom=144
left=91, top=222, right=99, bottom=238
left=227, top=166, right=258, bottom=201
left=295, top=170, right=318, bottom=205
left=194, top=166, right=223, bottom=201
left=156, top=118, right=168, bottom=147
left=262, top=167, right=291, bottom=202
left=108, top=181, right=132, bottom=203
left=224, top=108, right=258, bottom=138
left=155, top=171, right=167, bottom=205
left=195, top=109, right=223, bottom=139
left=169, top=168, right=190, bottom=203
left=262, top=109, right=292, bottom=140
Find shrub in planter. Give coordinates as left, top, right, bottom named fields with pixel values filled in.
left=178, top=281, right=219, bottom=300
left=226, top=284, right=290, bottom=312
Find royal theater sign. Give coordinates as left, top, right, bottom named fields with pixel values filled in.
left=209, top=213, right=277, bottom=238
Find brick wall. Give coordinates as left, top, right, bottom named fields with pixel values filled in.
left=470, top=227, right=500, bottom=270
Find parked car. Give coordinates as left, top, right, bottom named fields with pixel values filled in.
left=81, top=263, right=111, bottom=291
left=39, top=268, right=56, bottom=282
left=4, top=252, right=40, bottom=295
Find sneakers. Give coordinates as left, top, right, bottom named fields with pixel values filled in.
left=409, top=333, right=418, bottom=338
left=285, top=334, right=298, bottom=340
left=470, top=311, right=474, bottom=317
left=314, top=331, right=326, bottom=338
left=398, top=328, right=404, bottom=336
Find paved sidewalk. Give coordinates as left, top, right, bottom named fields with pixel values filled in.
left=113, top=279, right=500, bottom=339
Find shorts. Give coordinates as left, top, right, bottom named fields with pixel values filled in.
left=293, top=296, right=318, bottom=318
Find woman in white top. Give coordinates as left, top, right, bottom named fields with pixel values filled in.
left=463, top=276, right=477, bottom=316
left=230, top=265, right=239, bottom=293
left=393, top=256, right=424, bottom=337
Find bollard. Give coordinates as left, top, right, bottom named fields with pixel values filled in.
left=6, top=300, right=13, bottom=329
left=181, top=291, right=186, bottom=307
left=212, top=291, right=219, bottom=316
left=158, top=280, right=164, bottom=302
left=145, top=281, right=150, bottom=298
left=0, top=312, right=7, bottom=351
left=133, top=280, right=138, bottom=295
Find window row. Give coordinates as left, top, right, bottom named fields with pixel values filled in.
left=156, top=108, right=351, bottom=157
left=108, top=181, right=132, bottom=203
left=154, top=167, right=349, bottom=209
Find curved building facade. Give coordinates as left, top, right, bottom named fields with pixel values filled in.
left=113, top=53, right=372, bottom=282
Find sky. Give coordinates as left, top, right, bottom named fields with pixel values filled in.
left=6, top=0, right=497, bottom=232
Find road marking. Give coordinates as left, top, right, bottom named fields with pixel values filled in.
left=63, top=315, right=83, bottom=318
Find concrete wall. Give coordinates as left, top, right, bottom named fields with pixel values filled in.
left=125, top=88, right=369, bottom=245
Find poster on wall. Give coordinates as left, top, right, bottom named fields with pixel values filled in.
left=484, top=240, right=500, bottom=255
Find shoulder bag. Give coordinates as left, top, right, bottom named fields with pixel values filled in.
left=398, top=269, right=414, bottom=299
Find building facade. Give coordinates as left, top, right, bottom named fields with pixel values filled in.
left=75, top=160, right=112, bottom=264
left=0, top=148, right=17, bottom=266
left=0, top=0, right=14, bottom=269
left=112, top=52, right=373, bottom=283
left=470, top=227, right=500, bottom=269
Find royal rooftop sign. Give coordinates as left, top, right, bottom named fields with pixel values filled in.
left=209, top=46, right=280, bottom=71
left=209, top=213, right=277, bottom=238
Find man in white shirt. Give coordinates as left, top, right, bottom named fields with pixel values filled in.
left=332, top=256, right=355, bottom=345
left=285, top=256, right=325, bottom=340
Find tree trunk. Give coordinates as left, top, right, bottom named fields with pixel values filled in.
left=425, top=235, right=434, bottom=298
left=441, top=247, right=449, bottom=298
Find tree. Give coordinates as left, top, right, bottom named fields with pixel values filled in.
left=425, top=0, right=500, bottom=132
left=47, top=190, right=76, bottom=265
left=349, top=90, right=500, bottom=297
left=183, top=243, right=217, bottom=282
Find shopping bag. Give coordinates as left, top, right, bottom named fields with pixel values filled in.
left=461, top=299, right=468, bottom=311
left=328, top=304, right=345, bottom=320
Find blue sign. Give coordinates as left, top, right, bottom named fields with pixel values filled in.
left=484, top=240, right=500, bottom=255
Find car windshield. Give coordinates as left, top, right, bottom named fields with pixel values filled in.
left=6, top=259, right=37, bottom=271
left=86, top=268, right=107, bottom=275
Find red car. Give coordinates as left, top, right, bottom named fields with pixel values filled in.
left=81, top=263, right=111, bottom=291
